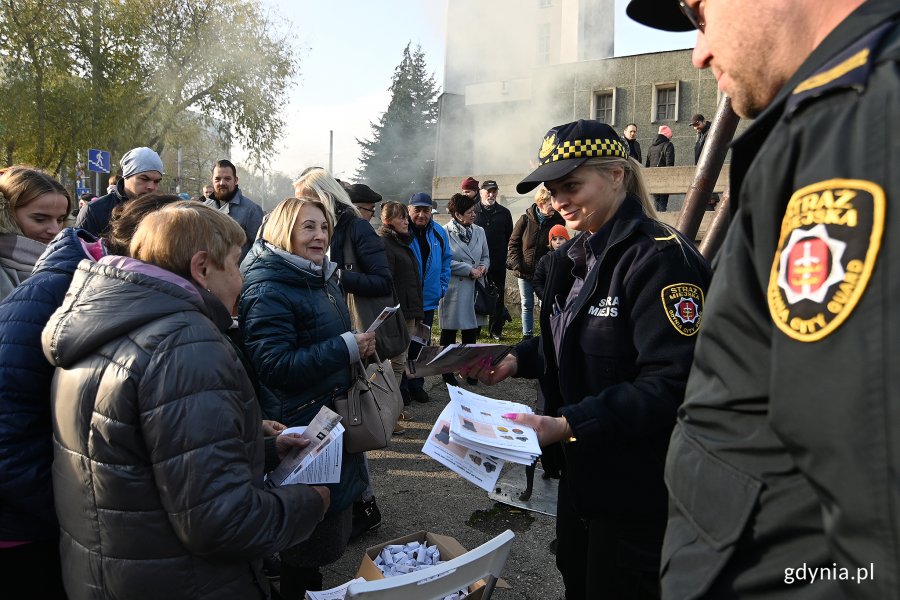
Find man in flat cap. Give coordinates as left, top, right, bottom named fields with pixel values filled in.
left=205, top=159, right=263, bottom=260
left=75, top=146, right=163, bottom=237
left=474, top=179, right=513, bottom=339
left=626, top=0, right=900, bottom=597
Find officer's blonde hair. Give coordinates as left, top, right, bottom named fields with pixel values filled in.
left=583, top=156, right=657, bottom=219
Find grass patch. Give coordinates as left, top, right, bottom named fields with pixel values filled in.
left=432, top=311, right=541, bottom=346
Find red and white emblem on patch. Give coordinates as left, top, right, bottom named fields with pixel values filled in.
left=768, top=179, right=885, bottom=342
left=661, top=283, right=704, bottom=336
left=777, top=224, right=846, bottom=304
left=673, top=297, right=700, bottom=324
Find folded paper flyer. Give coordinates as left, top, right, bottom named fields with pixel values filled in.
left=422, top=403, right=504, bottom=493
left=266, top=406, right=343, bottom=488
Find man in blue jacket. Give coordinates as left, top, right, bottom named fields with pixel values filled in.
left=405, top=192, right=451, bottom=402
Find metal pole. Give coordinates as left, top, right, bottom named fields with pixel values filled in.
left=328, top=130, right=334, bottom=174
left=698, top=189, right=732, bottom=259
left=674, top=95, right=740, bottom=240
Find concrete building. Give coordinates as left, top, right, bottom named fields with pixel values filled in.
left=434, top=0, right=741, bottom=212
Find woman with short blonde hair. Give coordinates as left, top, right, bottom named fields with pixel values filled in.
left=44, top=200, right=328, bottom=599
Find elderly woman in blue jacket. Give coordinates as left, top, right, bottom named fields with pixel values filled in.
left=239, top=196, right=376, bottom=599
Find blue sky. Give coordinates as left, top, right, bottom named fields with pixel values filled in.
left=244, top=0, right=695, bottom=178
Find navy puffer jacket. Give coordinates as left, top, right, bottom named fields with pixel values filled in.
left=239, top=240, right=367, bottom=513
left=329, top=208, right=392, bottom=297
left=0, top=228, right=101, bottom=543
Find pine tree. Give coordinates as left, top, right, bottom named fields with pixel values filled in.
left=356, top=43, right=440, bottom=200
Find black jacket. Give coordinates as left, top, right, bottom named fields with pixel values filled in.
left=44, top=256, right=323, bottom=600
left=474, top=201, right=513, bottom=278
left=515, top=196, right=710, bottom=520
left=645, top=134, right=675, bottom=168
left=662, top=4, right=900, bottom=598
left=330, top=208, right=393, bottom=298
left=622, top=136, right=642, bottom=162
left=506, top=204, right=565, bottom=280
left=379, top=225, right=423, bottom=322
left=693, top=121, right=711, bottom=164
left=73, top=177, right=127, bottom=237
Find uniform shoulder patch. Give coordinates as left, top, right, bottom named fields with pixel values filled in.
left=661, top=283, right=704, bottom=336
left=768, top=178, right=885, bottom=342
left=787, top=20, right=896, bottom=116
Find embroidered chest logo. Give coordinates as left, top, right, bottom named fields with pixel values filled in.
left=588, top=296, right=619, bottom=317
left=661, top=283, right=704, bottom=336
left=768, top=179, right=884, bottom=342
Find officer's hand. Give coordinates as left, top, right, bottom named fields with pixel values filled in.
left=503, top=413, right=571, bottom=446
left=460, top=354, right=517, bottom=385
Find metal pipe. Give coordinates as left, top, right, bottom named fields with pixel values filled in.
left=698, top=189, right=731, bottom=259
left=674, top=95, right=740, bottom=239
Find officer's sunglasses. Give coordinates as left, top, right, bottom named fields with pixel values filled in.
left=678, top=0, right=705, bottom=32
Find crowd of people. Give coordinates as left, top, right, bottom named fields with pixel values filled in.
left=0, top=0, right=897, bottom=598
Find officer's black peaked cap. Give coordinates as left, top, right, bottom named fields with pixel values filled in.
left=626, top=0, right=694, bottom=32
left=517, top=120, right=628, bottom=195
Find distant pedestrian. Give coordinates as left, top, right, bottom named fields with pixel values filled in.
left=691, top=114, right=719, bottom=210
left=473, top=179, right=513, bottom=339
left=76, top=146, right=163, bottom=236
left=506, top=186, right=564, bottom=340
left=461, top=176, right=479, bottom=199
left=645, top=125, right=675, bottom=212
left=204, top=159, right=264, bottom=261
left=622, top=123, right=642, bottom=162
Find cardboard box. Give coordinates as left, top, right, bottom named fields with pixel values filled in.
left=356, top=530, right=510, bottom=599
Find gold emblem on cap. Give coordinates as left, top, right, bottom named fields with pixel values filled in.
left=539, top=133, right=557, bottom=161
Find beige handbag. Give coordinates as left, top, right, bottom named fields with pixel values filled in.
left=334, top=353, right=401, bottom=453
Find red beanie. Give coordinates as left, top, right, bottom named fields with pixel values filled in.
left=461, top=176, right=480, bottom=192
left=549, top=224, right=570, bottom=242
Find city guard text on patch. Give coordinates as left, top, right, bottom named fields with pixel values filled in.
left=768, top=179, right=884, bottom=342
left=661, top=283, right=704, bottom=336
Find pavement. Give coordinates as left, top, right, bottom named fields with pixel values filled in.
left=319, top=374, right=565, bottom=599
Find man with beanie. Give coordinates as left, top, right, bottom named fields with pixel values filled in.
left=691, top=114, right=719, bottom=210
left=204, top=159, right=263, bottom=261
left=474, top=179, right=513, bottom=339
left=461, top=176, right=480, bottom=199
left=405, top=192, right=452, bottom=402
left=75, top=147, right=163, bottom=236
left=645, top=125, right=675, bottom=212
left=627, top=0, right=900, bottom=598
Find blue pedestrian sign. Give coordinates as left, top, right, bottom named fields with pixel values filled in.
left=75, top=186, right=91, bottom=198
left=88, top=149, right=111, bottom=174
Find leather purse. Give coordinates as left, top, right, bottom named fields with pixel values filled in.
left=474, top=277, right=500, bottom=316
left=334, top=353, right=402, bottom=454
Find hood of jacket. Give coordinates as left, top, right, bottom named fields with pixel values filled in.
left=241, top=239, right=339, bottom=290
left=652, top=133, right=671, bottom=146
left=32, top=228, right=105, bottom=276
left=43, top=256, right=212, bottom=368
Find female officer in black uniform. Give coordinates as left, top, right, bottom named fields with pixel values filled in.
left=463, top=120, right=711, bottom=599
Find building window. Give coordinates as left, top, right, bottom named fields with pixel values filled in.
left=594, top=90, right=615, bottom=125
left=652, top=82, right=680, bottom=121
left=537, top=23, right=551, bottom=65
left=537, top=0, right=552, bottom=7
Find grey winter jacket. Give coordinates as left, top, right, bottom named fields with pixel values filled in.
left=43, top=256, right=324, bottom=600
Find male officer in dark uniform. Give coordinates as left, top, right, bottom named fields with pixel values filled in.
left=625, top=0, right=900, bottom=598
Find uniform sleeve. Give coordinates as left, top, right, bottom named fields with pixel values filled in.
left=559, top=245, right=709, bottom=444
left=239, top=285, right=351, bottom=389
left=340, top=220, right=393, bottom=297
left=141, top=328, right=323, bottom=560
left=507, top=216, right=526, bottom=272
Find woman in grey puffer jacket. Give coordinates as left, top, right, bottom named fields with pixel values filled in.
left=42, top=202, right=328, bottom=600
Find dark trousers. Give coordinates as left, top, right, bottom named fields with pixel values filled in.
left=404, top=309, right=434, bottom=391
left=0, top=540, right=67, bottom=599
left=439, top=327, right=480, bottom=346
left=486, top=268, right=507, bottom=336
left=556, top=479, right=664, bottom=600
left=653, top=194, right=669, bottom=213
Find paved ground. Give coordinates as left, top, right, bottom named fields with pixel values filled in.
left=320, top=374, right=565, bottom=599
